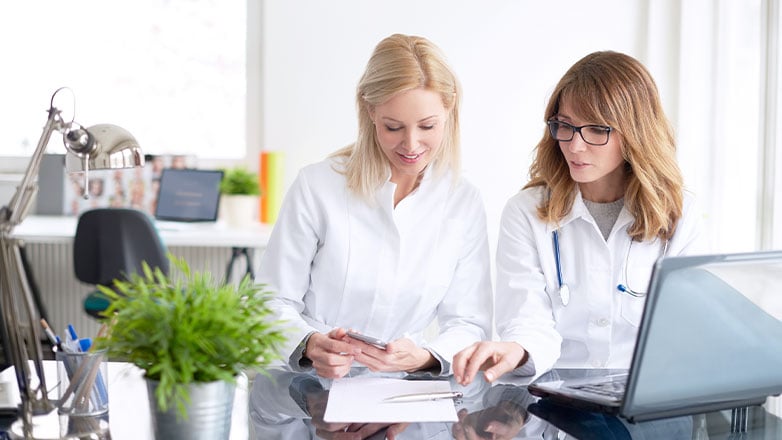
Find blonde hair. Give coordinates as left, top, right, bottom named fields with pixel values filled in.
left=526, top=51, right=683, bottom=242
left=332, top=33, right=461, bottom=199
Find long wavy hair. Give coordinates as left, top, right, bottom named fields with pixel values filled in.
left=331, top=33, right=461, bottom=199
left=525, top=51, right=683, bottom=242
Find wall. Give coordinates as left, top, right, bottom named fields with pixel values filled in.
left=259, top=1, right=648, bottom=259
left=0, top=176, right=21, bottom=208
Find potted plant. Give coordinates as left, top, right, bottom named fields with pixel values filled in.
left=94, top=255, right=286, bottom=439
left=219, top=166, right=261, bottom=228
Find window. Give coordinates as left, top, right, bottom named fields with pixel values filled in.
left=1, top=0, right=246, bottom=161
left=671, top=0, right=765, bottom=252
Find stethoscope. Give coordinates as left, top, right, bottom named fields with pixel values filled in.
left=552, top=229, right=669, bottom=306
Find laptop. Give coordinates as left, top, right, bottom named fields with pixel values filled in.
left=154, top=168, right=223, bottom=223
left=528, top=250, right=782, bottom=422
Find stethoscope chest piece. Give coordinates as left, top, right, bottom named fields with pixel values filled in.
left=559, top=284, right=570, bottom=306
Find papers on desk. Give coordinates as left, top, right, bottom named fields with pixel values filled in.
left=323, top=377, right=459, bottom=423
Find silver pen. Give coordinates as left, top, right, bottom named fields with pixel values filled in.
left=383, top=391, right=463, bottom=403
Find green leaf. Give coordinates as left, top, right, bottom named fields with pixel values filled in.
left=219, top=167, right=261, bottom=195
left=93, top=254, right=286, bottom=418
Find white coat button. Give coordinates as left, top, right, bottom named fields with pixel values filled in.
left=597, top=318, right=610, bottom=327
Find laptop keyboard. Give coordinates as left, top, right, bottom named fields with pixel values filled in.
left=571, top=379, right=626, bottom=399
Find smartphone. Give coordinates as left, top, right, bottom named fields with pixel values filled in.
left=346, top=331, right=387, bottom=349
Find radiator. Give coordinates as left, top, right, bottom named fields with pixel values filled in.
left=23, top=243, right=259, bottom=340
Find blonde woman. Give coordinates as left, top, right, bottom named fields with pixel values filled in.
left=258, top=34, right=491, bottom=382
left=454, top=51, right=703, bottom=385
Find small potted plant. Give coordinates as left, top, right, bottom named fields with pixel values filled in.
left=94, top=255, right=286, bottom=439
left=219, top=167, right=261, bottom=228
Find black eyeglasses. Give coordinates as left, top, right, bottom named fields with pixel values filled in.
left=547, top=119, right=613, bottom=146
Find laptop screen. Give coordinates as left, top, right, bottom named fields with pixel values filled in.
left=624, top=251, right=782, bottom=420
left=154, top=168, right=223, bottom=222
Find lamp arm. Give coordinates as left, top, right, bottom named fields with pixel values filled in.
left=0, top=89, right=142, bottom=437
left=2, top=106, right=66, bottom=228
left=0, top=237, right=53, bottom=418
left=0, top=104, right=68, bottom=433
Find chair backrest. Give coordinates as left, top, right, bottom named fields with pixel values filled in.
left=74, top=208, right=168, bottom=285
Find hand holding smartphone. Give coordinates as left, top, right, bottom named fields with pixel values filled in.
left=346, top=331, right=387, bottom=349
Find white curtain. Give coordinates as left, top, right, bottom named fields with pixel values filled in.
left=641, top=0, right=770, bottom=253
left=642, top=1, right=782, bottom=418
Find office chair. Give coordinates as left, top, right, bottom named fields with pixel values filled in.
left=74, top=208, right=169, bottom=319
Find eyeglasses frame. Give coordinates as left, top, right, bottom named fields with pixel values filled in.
left=546, top=119, right=614, bottom=146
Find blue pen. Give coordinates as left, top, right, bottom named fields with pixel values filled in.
left=71, top=333, right=109, bottom=408
left=78, top=338, right=92, bottom=352
left=63, top=325, right=80, bottom=353
left=87, top=352, right=109, bottom=408
left=80, top=337, right=109, bottom=407
left=65, top=325, right=108, bottom=408
left=92, top=354, right=109, bottom=408
left=67, top=324, right=78, bottom=343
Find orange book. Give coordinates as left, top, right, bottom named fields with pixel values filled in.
left=259, top=151, right=284, bottom=223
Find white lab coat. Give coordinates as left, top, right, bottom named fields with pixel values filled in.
left=257, top=158, right=492, bottom=374
left=496, top=186, right=703, bottom=375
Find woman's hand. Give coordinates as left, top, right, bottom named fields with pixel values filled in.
left=346, top=335, right=437, bottom=373
left=452, top=341, right=527, bottom=386
left=306, top=328, right=362, bottom=379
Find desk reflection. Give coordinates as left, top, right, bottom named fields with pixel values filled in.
left=248, top=368, right=782, bottom=440
left=249, top=367, right=546, bottom=439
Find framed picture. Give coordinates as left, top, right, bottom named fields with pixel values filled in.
left=59, top=154, right=197, bottom=217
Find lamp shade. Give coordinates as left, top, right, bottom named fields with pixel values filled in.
left=65, top=123, right=144, bottom=172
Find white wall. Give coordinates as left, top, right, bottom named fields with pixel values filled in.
left=2, top=1, right=773, bottom=252
left=260, top=0, right=647, bottom=257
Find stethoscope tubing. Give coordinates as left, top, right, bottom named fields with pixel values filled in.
left=552, top=230, right=571, bottom=306
left=551, top=229, right=667, bottom=306
left=552, top=229, right=565, bottom=289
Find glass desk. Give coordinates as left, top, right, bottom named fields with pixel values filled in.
left=249, top=367, right=782, bottom=440
left=0, top=361, right=248, bottom=440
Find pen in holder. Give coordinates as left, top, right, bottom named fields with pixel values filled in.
left=56, top=347, right=109, bottom=436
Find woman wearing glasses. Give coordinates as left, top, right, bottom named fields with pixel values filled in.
left=453, top=51, right=703, bottom=385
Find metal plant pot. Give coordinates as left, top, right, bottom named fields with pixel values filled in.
left=146, top=379, right=235, bottom=440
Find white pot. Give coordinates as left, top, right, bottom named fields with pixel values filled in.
left=220, top=194, right=258, bottom=228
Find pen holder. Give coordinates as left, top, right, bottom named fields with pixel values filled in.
left=56, top=348, right=109, bottom=418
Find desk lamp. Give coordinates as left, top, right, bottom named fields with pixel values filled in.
left=0, top=87, right=143, bottom=438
